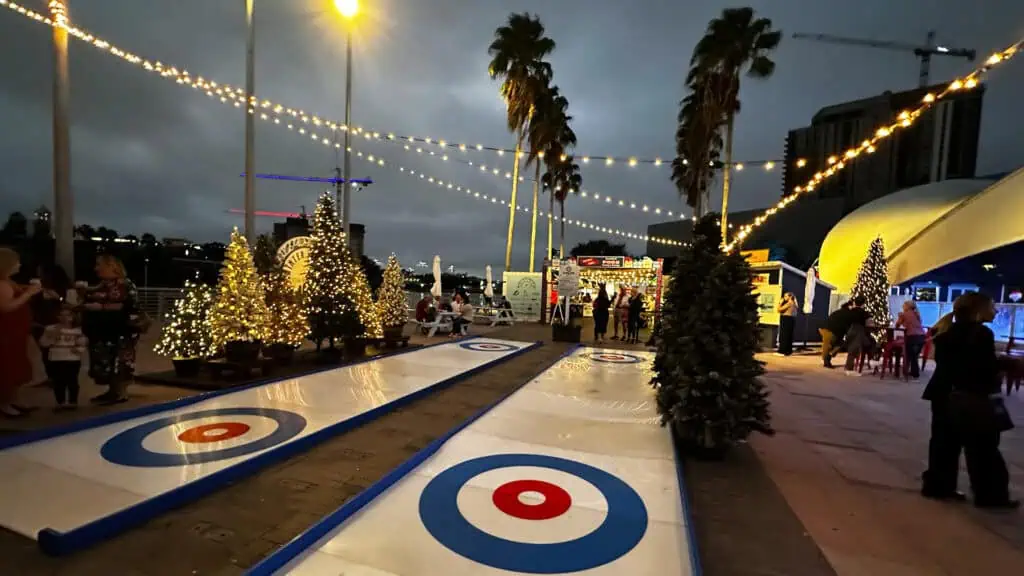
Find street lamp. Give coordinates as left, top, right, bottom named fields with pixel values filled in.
left=50, top=1, right=74, bottom=279
left=333, top=0, right=358, bottom=247
left=243, top=0, right=256, bottom=246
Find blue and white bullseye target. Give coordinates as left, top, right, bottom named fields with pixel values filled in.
left=419, top=453, right=648, bottom=573
left=459, top=342, right=518, bottom=353
left=100, top=407, right=307, bottom=467
left=587, top=351, right=644, bottom=364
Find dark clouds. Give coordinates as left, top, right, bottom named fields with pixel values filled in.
left=1, top=0, right=1022, bottom=276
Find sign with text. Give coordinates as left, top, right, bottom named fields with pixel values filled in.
left=277, top=236, right=313, bottom=291
left=503, top=272, right=542, bottom=320
left=557, top=260, right=580, bottom=295
left=577, top=256, right=627, bottom=268
left=741, top=249, right=770, bottom=264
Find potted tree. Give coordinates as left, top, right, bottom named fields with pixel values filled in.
left=340, top=302, right=368, bottom=358
left=209, top=229, right=270, bottom=364
left=154, top=281, right=215, bottom=377
left=376, top=254, right=408, bottom=344
left=255, top=234, right=307, bottom=364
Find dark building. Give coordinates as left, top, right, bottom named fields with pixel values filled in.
left=648, top=83, right=985, bottom=267
left=273, top=216, right=366, bottom=259
left=782, top=82, right=984, bottom=210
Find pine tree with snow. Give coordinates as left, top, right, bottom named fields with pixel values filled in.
left=850, top=235, right=892, bottom=339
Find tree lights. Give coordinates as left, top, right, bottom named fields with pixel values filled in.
left=154, top=281, right=215, bottom=361
left=376, top=254, right=408, bottom=333
left=209, top=229, right=270, bottom=352
left=851, top=236, right=892, bottom=340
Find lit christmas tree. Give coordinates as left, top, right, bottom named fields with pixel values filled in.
left=850, top=235, right=892, bottom=339
left=651, top=214, right=771, bottom=456
left=209, top=229, right=270, bottom=351
left=254, top=234, right=308, bottom=348
left=154, top=281, right=215, bottom=359
left=376, top=254, right=408, bottom=332
left=303, top=193, right=381, bottom=348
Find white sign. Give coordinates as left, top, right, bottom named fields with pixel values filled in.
left=503, top=272, right=542, bottom=320
left=557, top=259, right=579, bottom=295
left=277, top=235, right=313, bottom=291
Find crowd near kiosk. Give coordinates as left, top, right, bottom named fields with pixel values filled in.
left=542, top=256, right=665, bottom=326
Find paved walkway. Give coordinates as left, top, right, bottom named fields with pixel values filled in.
left=753, top=352, right=1024, bottom=575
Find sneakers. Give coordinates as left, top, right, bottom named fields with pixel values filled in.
left=845, top=370, right=862, bottom=377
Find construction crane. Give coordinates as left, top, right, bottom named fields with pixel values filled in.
left=792, top=31, right=976, bottom=87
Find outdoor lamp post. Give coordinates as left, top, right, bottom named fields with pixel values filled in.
left=334, top=0, right=358, bottom=247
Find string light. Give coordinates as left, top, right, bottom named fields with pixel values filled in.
left=154, top=281, right=215, bottom=360
left=209, top=229, right=271, bottom=350
left=3, top=0, right=787, bottom=173
left=724, top=37, right=1023, bottom=253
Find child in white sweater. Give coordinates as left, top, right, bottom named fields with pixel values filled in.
left=39, top=306, right=87, bottom=411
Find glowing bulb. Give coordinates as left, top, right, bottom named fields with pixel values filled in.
left=796, top=158, right=807, bottom=168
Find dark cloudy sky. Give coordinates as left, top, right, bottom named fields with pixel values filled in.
left=1, top=0, right=1022, bottom=276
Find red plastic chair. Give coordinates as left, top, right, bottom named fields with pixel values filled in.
left=920, top=334, right=934, bottom=371
left=879, top=338, right=908, bottom=380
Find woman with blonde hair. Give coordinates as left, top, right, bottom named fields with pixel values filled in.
left=896, top=299, right=926, bottom=378
left=0, top=247, right=43, bottom=417
left=922, top=292, right=1017, bottom=508
left=82, top=254, right=140, bottom=405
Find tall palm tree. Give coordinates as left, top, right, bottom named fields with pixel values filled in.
left=542, top=156, right=582, bottom=258
left=690, top=7, right=781, bottom=240
left=528, top=85, right=576, bottom=265
left=672, top=68, right=729, bottom=214
left=488, top=13, right=555, bottom=271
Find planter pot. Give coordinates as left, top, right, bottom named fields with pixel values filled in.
left=344, top=338, right=367, bottom=358
left=172, top=358, right=202, bottom=378
left=552, top=324, right=582, bottom=343
left=383, top=325, right=404, bottom=341
left=265, top=343, right=296, bottom=365
left=225, top=340, right=262, bottom=364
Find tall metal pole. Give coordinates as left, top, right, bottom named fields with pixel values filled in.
left=51, top=1, right=73, bottom=278
left=341, top=27, right=353, bottom=245
left=243, top=0, right=256, bottom=245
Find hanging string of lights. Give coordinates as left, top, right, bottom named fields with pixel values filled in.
left=3, top=0, right=786, bottom=172
left=723, top=38, right=1022, bottom=253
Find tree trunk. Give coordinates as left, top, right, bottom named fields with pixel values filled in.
left=504, top=133, right=523, bottom=272
left=719, top=114, right=735, bottom=243
left=547, top=183, right=554, bottom=261
left=528, top=162, right=540, bottom=272
left=559, top=200, right=566, bottom=258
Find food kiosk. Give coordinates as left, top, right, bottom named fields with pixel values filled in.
left=544, top=256, right=665, bottom=325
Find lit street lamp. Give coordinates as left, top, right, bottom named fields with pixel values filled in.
left=334, top=0, right=358, bottom=247
left=243, top=0, right=256, bottom=245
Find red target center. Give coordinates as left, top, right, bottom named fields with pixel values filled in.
left=177, top=422, right=251, bottom=443
left=601, top=354, right=626, bottom=361
left=492, top=479, right=572, bottom=520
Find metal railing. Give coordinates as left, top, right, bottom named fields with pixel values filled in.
left=890, top=296, right=1023, bottom=342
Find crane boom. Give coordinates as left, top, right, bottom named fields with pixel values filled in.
left=792, top=31, right=976, bottom=87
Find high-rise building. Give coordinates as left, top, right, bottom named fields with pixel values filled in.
left=782, top=83, right=984, bottom=210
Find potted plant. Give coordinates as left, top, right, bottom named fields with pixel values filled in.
left=255, top=235, right=308, bottom=366
left=376, top=255, right=408, bottom=343
left=340, top=306, right=367, bottom=358
left=154, top=282, right=215, bottom=378
left=209, top=229, right=272, bottom=366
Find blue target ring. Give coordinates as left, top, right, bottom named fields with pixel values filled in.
left=459, top=342, right=518, bottom=352
left=419, top=453, right=648, bottom=573
left=587, top=352, right=644, bottom=364
left=100, top=407, right=307, bottom=468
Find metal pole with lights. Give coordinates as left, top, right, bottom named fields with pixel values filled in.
left=335, top=0, right=358, bottom=246
left=50, top=1, right=74, bottom=278
left=243, top=0, right=256, bottom=245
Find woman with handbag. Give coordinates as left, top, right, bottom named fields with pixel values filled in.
left=936, top=292, right=1017, bottom=509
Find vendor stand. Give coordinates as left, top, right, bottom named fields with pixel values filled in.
left=543, top=256, right=665, bottom=328
left=747, top=257, right=835, bottom=350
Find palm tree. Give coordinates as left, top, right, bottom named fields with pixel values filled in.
left=542, top=156, right=582, bottom=258
left=672, top=68, right=729, bottom=214
left=488, top=13, right=555, bottom=271
left=528, top=85, right=576, bottom=265
left=689, top=7, right=781, bottom=240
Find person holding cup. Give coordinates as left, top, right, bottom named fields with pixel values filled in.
left=0, top=247, right=43, bottom=417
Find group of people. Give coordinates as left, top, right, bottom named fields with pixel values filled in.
left=591, top=284, right=644, bottom=344
left=414, top=292, right=477, bottom=337
left=0, top=248, right=143, bottom=417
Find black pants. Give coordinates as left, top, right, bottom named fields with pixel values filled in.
left=905, top=335, right=925, bottom=378
left=922, top=398, right=961, bottom=495
left=50, top=361, right=81, bottom=405
left=952, top=393, right=1010, bottom=503
left=451, top=318, right=470, bottom=335
left=627, top=315, right=640, bottom=341
left=593, top=311, right=608, bottom=340
left=778, top=315, right=795, bottom=355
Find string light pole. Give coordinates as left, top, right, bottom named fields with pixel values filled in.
left=49, top=1, right=73, bottom=278
left=243, top=0, right=256, bottom=245
left=334, top=0, right=359, bottom=246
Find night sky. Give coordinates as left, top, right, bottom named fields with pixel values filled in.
left=1, top=0, right=1021, bottom=275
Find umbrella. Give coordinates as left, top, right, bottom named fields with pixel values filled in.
left=431, top=255, right=442, bottom=298
left=803, top=263, right=817, bottom=314
left=484, top=265, right=494, bottom=298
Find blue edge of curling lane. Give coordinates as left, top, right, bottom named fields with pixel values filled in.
left=0, top=335, right=542, bottom=557
left=245, top=345, right=704, bottom=576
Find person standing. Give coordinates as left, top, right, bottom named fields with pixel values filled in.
left=611, top=285, right=629, bottom=340
left=841, top=297, right=873, bottom=376
left=0, top=248, right=43, bottom=417
left=592, top=284, right=610, bottom=343
left=82, top=255, right=139, bottom=405
left=39, top=305, right=87, bottom=411
left=921, top=304, right=964, bottom=501
left=30, top=263, right=71, bottom=386
left=627, top=289, right=644, bottom=344
left=896, top=300, right=926, bottom=379
left=776, top=292, right=798, bottom=356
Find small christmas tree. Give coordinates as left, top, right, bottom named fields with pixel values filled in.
left=376, top=254, right=407, bottom=333
left=254, top=234, right=308, bottom=349
left=304, top=193, right=381, bottom=348
left=850, top=235, right=892, bottom=338
left=154, top=281, right=215, bottom=360
left=209, top=229, right=270, bottom=351
left=651, top=214, right=770, bottom=456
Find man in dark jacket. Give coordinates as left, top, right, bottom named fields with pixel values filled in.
left=821, top=297, right=870, bottom=369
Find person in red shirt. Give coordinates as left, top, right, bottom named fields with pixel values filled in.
left=415, top=295, right=436, bottom=323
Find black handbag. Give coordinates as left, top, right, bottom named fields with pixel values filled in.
left=990, top=395, right=1015, bottom=433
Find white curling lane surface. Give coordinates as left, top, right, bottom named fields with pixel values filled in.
left=0, top=338, right=533, bottom=540
left=273, top=347, right=695, bottom=576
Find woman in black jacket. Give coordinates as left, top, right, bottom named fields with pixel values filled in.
left=924, top=292, right=1017, bottom=509
left=591, top=284, right=610, bottom=343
